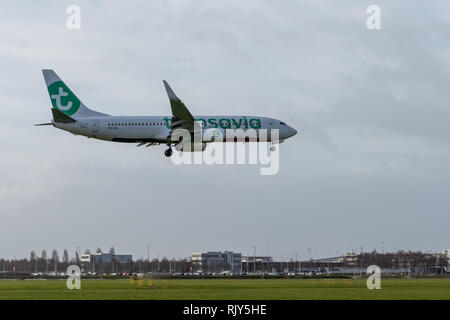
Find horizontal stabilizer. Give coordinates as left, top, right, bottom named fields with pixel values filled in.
left=34, top=122, right=53, bottom=126
left=52, top=108, right=76, bottom=123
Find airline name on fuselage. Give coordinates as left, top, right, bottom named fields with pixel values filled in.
left=163, top=116, right=261, bottom=129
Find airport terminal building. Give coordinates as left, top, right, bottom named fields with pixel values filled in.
left=191, top=251, right=242, bottom=273
left=80, top=252, right=132, bottom=264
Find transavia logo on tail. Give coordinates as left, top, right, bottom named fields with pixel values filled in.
left=48, top=81, right=80, bottom=116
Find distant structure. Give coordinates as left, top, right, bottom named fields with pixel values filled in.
left=442, top=250, right=450, bottom=266
left=241, top=256, right=273, bottom=273
left=80, top=252, right=132, bottom=264
left=444, top=250, right=450, bottom=259
left=242, top=256, right=273, bottom=263
left=191, top=251, right=242, bottom=273
left=312, top=253, right=359, bottom=265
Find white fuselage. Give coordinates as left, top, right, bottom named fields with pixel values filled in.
left=54, top=115, right=298, bottom=144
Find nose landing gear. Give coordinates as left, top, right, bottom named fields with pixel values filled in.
left=164, top=148, right=173, bottom=157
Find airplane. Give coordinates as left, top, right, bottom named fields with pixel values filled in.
left=36, top=69, right=297, bottom=157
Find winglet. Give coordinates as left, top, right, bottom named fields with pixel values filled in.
left=163, top=81, right=195, bottom=123
left=163, top=80, right=180, bottom=102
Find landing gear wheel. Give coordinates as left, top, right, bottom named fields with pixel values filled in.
left=164, top=148, right=173, bottom=157
left=270, top=145, right=276, bottom=152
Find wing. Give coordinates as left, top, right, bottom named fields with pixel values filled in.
left=163, top=81, right=201, bottom=133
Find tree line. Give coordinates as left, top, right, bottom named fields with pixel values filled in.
left=0, top=250, right=447, bottom=275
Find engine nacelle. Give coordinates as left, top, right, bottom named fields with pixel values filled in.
left=175, top=142, right=207, bottom=152
left=202, top=128, right=225, bottom=142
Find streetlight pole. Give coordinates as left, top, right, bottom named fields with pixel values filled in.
left=246, top=253, right=249, bottom=273
left=147, top=245, right=150, bottom=274
left=157, top=253, right=160, bottom=273
left=253, top=246, right=256, bottom=274
left=299, top=252, right=301, bottom=274
left=173, top=256, right=176, bottom=273
left=76, top=246, right=80, bottom=267
left=280, top=254, right=283, bottom=273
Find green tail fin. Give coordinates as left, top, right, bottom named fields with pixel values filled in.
left=42, top=69, right=109, bottom=118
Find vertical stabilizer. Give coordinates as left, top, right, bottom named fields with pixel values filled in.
left=42, top=69, right=108, bottom=118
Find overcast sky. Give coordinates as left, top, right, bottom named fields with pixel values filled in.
left=1, top=1, right=449, bottom=260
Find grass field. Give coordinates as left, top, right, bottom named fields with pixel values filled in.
left=0, top=278, right=449, bottom=300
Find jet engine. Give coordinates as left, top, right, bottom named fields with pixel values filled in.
left=175, top=142, right=207, bottom=152
left=202, top=128, right=225, bottom=142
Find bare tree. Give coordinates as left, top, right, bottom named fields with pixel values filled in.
left=41, top=250, right=48, bottom=273
left=30, top=251, right=37, bottom=273
left=63, top=249, right=69, bottom=264
left=51, top=249, right=59, bottom=273
left=51, top=249, right=59, bottom=262
left=109, top=247, right=116, bottom=274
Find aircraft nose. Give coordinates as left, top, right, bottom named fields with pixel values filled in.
left=288, top=126, right=297, bottom=137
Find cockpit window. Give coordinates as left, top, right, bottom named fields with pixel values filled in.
left=280, top=122, right=287, bottom=126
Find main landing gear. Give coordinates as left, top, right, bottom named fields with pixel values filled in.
left=164, top=148, right=173, bottom=157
